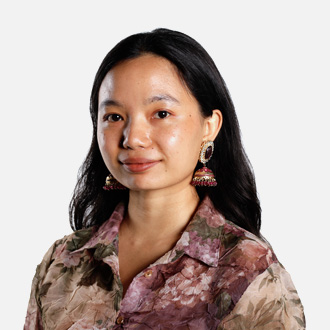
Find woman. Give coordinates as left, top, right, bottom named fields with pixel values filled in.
left=25, top=29, right=305, bottom=329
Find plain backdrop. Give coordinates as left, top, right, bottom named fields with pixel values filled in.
left=1, top=1, right=329, bottom=328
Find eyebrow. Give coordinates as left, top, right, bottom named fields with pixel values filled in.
left=99, top=94, right=180, bottom=110
left=144, top=94, right=180, bottom=105
left=99, top=99, right=124, bottom=110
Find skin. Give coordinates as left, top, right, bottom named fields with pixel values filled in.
left=97, top=54, right=222, bottom=294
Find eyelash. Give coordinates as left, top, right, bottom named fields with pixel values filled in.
left=103, top=114, right=123, bottom=122
left=103, top=110, right=171, bottom=122
left=154, top=110, right=171, bottom=119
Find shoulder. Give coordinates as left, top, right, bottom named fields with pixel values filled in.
left=219, top=262, right=306, bottom=329
left=34, top=201, right=125, bottom=281
left=216, top=221, right=305, bottom=329
left=219, top=219, right=277, bottom=272
left=35, top=226, right=97, bottom=280
left=214, top=220, right=278, bottom=307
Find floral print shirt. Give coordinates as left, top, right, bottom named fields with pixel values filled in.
left=25, top=197, right=305, bottom=329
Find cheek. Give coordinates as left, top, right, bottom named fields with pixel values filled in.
left=97, top=130, right=116, bottom=164
left=97, top=130, right=105, bottom=149
left=167, top=131, right=179, bottom=148
left=163, top=126, right=183, bottom=153
left=97, top=130, right=111, bottom=157
left=163, top=124, right=201, bottom=162
left=165, top=121, right=195, bottom=145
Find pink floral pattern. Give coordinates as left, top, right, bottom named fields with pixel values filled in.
left=25, top=197, right=305, bottom=329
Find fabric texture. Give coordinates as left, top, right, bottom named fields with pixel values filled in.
left=24, top=197, right=305, bottom=329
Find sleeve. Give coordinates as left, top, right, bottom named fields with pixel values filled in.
left=24, top=239, right=63, bottom=330
left=218, top=262, right=306, bottom=330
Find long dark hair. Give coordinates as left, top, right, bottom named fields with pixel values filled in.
left=69, top=28, right=261, bottom=236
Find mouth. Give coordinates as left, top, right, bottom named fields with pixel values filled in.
left=120, top=158, right=161, bottom=173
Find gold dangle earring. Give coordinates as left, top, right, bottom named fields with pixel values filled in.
left=103, top=172, right=127, bottom=190
left=191, top=141, right=217, bottom=187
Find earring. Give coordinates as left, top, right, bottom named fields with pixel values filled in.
left=103, top=172, right=127, bottom=190
left=191, top=141, right=217, bottom=187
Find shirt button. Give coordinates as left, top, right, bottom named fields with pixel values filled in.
left=144, top=270, right=153, bottom=278
left=116, top=315, right=124, bottom=325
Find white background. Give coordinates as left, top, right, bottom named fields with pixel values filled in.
left=1, top=1, right=329, bottom=328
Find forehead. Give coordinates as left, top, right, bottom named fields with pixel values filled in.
left=98, top=54, right=192, bottom=100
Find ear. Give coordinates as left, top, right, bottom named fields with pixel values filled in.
left=203, top=109, right=223, bottom=141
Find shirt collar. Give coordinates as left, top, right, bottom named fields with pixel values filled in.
left=70, top=202, right=126, bottom=254
left=169, top=196, right=226, bottom=267
left=70, top=196, right=243, bottom=268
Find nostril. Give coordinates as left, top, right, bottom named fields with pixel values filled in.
left=122, top=123, right=152, bottom=149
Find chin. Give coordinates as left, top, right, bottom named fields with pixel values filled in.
left=126, top=182, right=164, bottom=192
left=125, top=176, right=192, bottom=193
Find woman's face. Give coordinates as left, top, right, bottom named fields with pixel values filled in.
left=97, top=54, right=211, bottom=192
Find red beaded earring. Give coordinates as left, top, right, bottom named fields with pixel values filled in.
left=103, top=172, right=127, bottom=190
left=191, top=141, right=217, bottom=187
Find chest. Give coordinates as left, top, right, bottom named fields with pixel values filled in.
left=118, top=235, right=180, bottom=295
left=39, top=254, right=224, bottom=329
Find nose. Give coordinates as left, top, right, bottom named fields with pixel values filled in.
left=122, top=117, right=152, bottom=149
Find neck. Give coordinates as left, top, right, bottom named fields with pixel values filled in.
left=124, top=185, right=200, bottom=242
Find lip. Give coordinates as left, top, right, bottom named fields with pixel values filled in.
left=120, top=158, right=160, bottom=173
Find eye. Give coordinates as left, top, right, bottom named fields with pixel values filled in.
left=154, top=110, right=171, bottom=119
left=104, top=113, right=123, bottom=122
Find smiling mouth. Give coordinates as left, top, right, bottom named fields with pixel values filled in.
left=121, top=159, right=160, bottom=173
